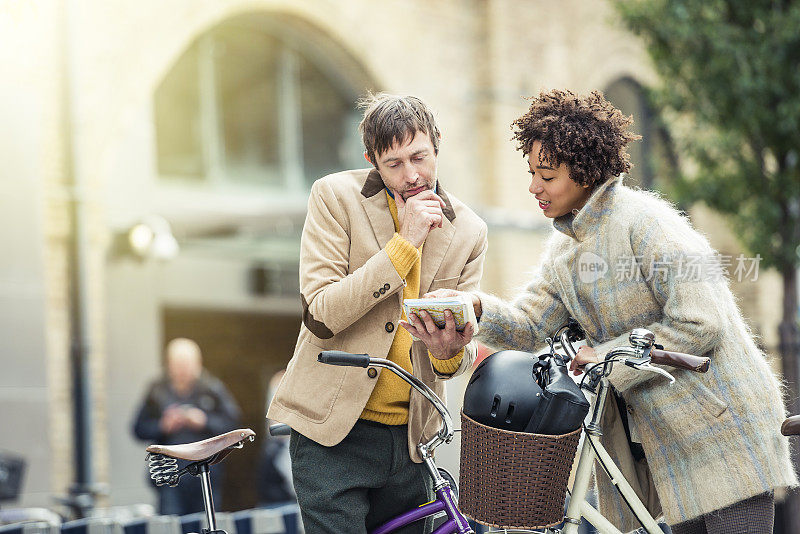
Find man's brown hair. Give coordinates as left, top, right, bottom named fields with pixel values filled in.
left=358, top=92, right=441, bottom=165
left=511, top=89, right=640, bottom=188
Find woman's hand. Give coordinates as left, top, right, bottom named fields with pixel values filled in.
left=569, top=346, right=600, bottom=376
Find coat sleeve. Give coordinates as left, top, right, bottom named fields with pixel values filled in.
left=429, top=221, right=489, bottom=378
left=299, top=179, right=407, bottom=338
left=475, top=237, right=571, bottom=352
left=204, top=376, right=242, bottom=435
left=594, top=217, right=724, bottom=393
left=132, top=383, right=164, bottom=441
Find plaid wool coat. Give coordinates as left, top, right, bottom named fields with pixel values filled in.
left=476, top=176, right=796, bottom=529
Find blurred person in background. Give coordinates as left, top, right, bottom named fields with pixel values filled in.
left=133, top=337, right=241, bottom=515
left=257, top=370, right=295, bottom=507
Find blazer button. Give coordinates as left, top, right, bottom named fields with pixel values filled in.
left=367, top=368, right=378, bottom=378
left=627, top=405, right=634, bottom=414
left=383, top=283, right=390, bottom=290
left=379, top=287, right=386, bottom=294
left=385, top=322, right=394, bottom=333
left=373, top=291, right=380, bottom=298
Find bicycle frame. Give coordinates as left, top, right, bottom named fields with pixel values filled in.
left=558, top=330, right=665, bottom=534
left=559, top=377, right=663, bottom=534
left=371, top=483, right=469, bottom=534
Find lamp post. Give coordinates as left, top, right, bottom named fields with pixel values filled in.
left=60, top=0, right=96, bottom=517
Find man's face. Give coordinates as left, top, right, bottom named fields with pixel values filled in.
left=167, top=349, right=202, bottom=395
left=373, top=130, right=438, bottom=200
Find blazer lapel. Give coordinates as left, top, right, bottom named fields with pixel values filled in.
left=361, top=169, right=395, bottom=248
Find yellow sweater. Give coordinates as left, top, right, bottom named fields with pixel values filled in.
left=360, top=192, right=463, bottom=425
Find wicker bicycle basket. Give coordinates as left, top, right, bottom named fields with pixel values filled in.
left=458, top=411, right=582, bottom=530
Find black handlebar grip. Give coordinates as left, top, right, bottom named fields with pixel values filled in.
left=269, top=423, right=291, bottom=437
left=318, top=351, right=371, bottom=367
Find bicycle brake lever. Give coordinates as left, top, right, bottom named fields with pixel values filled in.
left=635, top=362, right=675, bottom=384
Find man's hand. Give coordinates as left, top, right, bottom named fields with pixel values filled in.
left=182, top=406, right=208, bottom=430
left=394, top=190, right=446, bottom=248
left=569, top=346, right=601, bottom=376
left=160, top=404, right=184, bottom=434
left=423, top=289, right=483, bottom=319
left=400, top=309, right=473, bottom=360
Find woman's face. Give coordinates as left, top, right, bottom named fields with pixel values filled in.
left=527, top=141, right=591, bottom=218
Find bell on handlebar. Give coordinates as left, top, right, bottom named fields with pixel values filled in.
left=629, top=328, right=655, bottom=349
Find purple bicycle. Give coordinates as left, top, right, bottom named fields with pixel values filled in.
left=268, top=350, right=474, bottom=534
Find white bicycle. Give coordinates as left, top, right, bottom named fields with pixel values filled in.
left=482, top=322, right=710, bottom=534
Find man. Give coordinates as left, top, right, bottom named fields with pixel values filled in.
left=133, top=338, right=241, bottom=515
left=267, top=93, right=488, bottom=533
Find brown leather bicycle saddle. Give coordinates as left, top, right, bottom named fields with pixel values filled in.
left=782, top=416, right=800, bottom=436
left=146, top=428, right=255, bottom=462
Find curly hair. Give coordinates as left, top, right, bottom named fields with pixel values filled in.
left=511, top=89, right=641, bottom=188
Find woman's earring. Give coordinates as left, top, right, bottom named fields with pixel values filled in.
left=571, top=208, right=580, bottom=215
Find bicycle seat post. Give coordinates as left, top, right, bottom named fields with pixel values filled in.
left=197, top=463, right=218, bottom=533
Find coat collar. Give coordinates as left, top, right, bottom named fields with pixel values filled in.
left=360, top=168, right=456, bottom=292
left=552, top=175, right=622, bottom=242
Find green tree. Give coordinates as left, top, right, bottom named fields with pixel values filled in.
left=613, top=0, right=800, bottom=529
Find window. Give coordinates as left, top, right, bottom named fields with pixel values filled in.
left=154, top=14, right=371, bottom=191
left=604, top=77, right=677, bottom=191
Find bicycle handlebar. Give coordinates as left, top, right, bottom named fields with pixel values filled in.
left=782, top=415, right=800, bottom=436
left=317, top=351, right=370, bottom=367
left=317, top=351, right=455, bottom=457
left=269, top=423, right=291, bottom=437
left=650, top=348, right=710, bottom=373
left=556, top=323, right=710, bottom=384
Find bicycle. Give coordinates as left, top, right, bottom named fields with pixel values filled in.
left=470, top=322, right=710, bottom=534
left=145, top=429, right=257, bottom=533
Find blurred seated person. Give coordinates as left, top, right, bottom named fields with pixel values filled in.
left=133, top=337, right=241, bottom=515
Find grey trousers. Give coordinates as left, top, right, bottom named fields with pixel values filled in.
left=670, top=492, right=774, bottom=534
left=289, top=420, right=434, bottom=534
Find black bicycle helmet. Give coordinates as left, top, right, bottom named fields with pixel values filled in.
left=463, top=350, right=543, bottom=432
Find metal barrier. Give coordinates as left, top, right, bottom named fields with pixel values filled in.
left=0, top=521, right=59, bottom=534
left=232, top=505, right=303, bottom=534
left=0, top=504, right=307, bottom=534
left=178, top=512, right=235, bottom=534
left=120, top=515, right=181, bottom=534
left=60, top=518, right=123, bottom=534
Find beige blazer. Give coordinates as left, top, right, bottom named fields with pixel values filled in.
left=267, top=168, right=488, bottom=462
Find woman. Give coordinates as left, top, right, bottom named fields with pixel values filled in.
left=402, top=90, right=796, bottom=533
